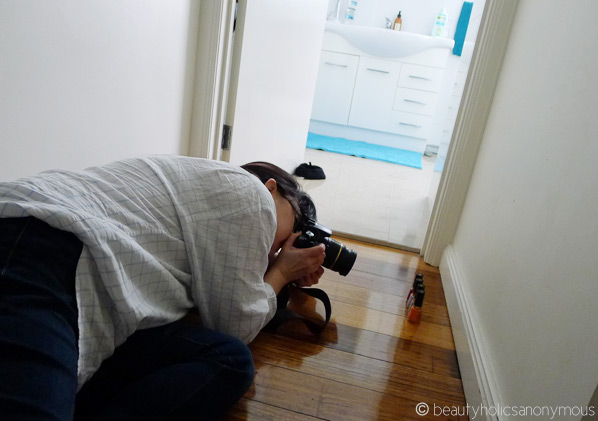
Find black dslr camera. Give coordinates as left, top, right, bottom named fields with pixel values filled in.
left=294, top=219, right=357, bottom=276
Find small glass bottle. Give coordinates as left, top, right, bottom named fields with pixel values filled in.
left=408, top=285, right=425, bottom=324
left=406, top=273, right=423, bottom=310
left=345, top=0, right=358, bottom=24
left=393, top=11, right=402, bottom=31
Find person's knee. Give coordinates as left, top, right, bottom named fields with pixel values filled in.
left=233, top=340, right=255, bottom=391
left=216, top=334, right=255, bottom=387
left=168, top=332, right=255, bottom=418
left=176, top=322, right=255, bottom=387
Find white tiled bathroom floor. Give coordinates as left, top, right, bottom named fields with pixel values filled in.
left=296, top=148, right=439, bottom=251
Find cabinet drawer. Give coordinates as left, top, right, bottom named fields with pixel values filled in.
left=398, top=64, right=445, bottom=93
left=389, top=111, right=432, bottom=139
left=320, top=49, right=360, bottom=69
left=393, top=87, right=438, bottom=116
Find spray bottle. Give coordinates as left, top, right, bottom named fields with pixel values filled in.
left=345, top=0, right=358, bottom=24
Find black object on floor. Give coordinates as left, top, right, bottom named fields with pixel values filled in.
left=294, top=162, right=326, bottom=180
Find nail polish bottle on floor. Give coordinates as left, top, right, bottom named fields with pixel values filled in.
left=408, top=285, right=425, bottom=324
left=406, top=273, right=424, bottom=311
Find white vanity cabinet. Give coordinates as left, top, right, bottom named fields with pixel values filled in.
left=310, top=30, right=452, bottom=153
left=310, top=51, right=359, bottom=125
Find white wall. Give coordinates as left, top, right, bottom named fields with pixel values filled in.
left=446, top=0, right=598, bottom=417
left=0, top=0, right=198, bottom=181
left=330, top=0, right=485, bottom=42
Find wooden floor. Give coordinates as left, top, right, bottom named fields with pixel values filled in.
left=223, top=238, right=468, bottom=420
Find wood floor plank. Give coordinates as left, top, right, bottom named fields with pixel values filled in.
left=270, top=322, right=462, bottom=379
left=225, top=398, right=323, bottom=420
left=337, top=237, right=440, bottom=276
left=322, top=267, right=447, bottom=307
left=237, top=362, right=467, bottom=421
left=250, top=333, right=466, bottom=408
left=316, top=277, right=451, bottom=326
left=247, top=363, right=427, bottom=421
left=287, top=297, right=455, bottom=350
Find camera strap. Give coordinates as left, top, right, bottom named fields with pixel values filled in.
left=264, top=284, right=332, bottom=335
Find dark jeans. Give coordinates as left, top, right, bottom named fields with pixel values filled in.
left=0, top=217, right=254, bottom=420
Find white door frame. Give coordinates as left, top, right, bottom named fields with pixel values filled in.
left=187, top=0, right=236, bottom=161
left=188, top=0, right=520, bottom=267
left=422, top=0, right=520, bottom=266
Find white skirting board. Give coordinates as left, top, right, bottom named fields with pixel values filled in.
left=440, top=246, right=500, bottom=421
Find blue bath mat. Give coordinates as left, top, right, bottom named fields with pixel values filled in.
left=306, top=132, right=423, bottom=169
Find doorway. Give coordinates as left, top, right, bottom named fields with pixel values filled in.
left=299, top=0, right=485, bottom=252
left=190, top=0, right=515, bottom=264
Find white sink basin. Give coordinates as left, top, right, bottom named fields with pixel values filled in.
left=325, top=21, right=455, bottom=58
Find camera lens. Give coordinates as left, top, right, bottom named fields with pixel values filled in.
left=321, top=238, right=357, bottom=276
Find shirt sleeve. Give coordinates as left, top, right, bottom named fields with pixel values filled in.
left=187, top=207, right=278, bottom=343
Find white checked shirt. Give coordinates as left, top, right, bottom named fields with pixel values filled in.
left=0, top=156, right=278, bottom=387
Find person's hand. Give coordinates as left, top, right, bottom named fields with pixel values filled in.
left=274, top=232, right=326, bottom=280
left=293, top=266, right=324, bottom=288
left=264, top=232, right=325, bottom=294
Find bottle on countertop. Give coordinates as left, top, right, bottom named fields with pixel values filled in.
left=393, top=11, right=402, bottom=31
left=345, top=0, right=358, bottom=24
left=431, top=7, right=448, bottom=37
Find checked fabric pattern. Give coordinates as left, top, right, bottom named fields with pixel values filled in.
left=0, top=156, right=278, bottom=387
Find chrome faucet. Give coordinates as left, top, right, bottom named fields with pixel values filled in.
left=385, top=17, right=393, bottom=29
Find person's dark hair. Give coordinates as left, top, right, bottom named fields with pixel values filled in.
left=241, top=161, right=316, bottom=229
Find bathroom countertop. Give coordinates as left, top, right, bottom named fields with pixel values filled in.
left=325, top=20, right=455, bottom=59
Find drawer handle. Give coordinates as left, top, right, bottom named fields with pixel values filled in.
left=404, top=99, right=427, bottom=106
left=409, top=75, right=432, bottom=81
left=399, top=122, right=422, bottom=128
left=325, top=62, right=349, bottom=68
left=367, top=68, right=390, bottom=74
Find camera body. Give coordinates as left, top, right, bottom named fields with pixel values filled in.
left=293, top=219, right=333, bottom=248
left=294, top=219, right=357, bottom=276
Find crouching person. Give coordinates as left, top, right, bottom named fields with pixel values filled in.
left=0, top=156, right=324, bottom=420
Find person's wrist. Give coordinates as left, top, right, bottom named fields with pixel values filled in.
left=264, top=265, right=290, bottom=295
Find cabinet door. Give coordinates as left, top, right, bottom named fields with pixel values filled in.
left=348, top=56, right=402, bottom=132
left=310, top=51, right=359, bottom=125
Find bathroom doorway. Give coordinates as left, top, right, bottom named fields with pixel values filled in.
left=299, top=0, right=485, bottom=251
